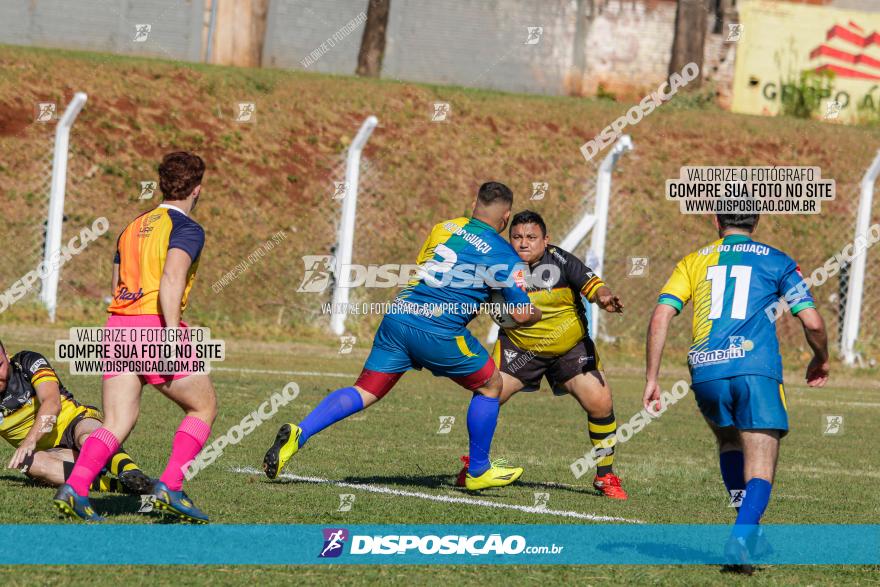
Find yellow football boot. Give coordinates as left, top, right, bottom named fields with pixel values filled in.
left=263, top=423, right=302, bottom=479
left=464, top=460, right=523, bottom=491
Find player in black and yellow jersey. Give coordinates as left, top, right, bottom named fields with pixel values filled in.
left=0, top=339, right=152, bottom=494
left=456, top=210, right=628, bottom=499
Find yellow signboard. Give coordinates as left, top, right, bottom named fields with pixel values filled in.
left=732, top=0, right=880, bottom=123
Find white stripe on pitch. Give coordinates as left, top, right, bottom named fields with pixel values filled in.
left=232, top=466, right=644, bottom=524
left=212, top=367, right=355, bottom=378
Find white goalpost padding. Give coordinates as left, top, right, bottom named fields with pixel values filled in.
left=330, top=115, right=378, bottom=336
left=841, top=149, right=880, bottom=366
left=40, top=92, right=88, bottom=322
left=486, top=134, right=633, bottom=344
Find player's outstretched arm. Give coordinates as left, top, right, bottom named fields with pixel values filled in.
left=643, top=304, right=677, bottom=411
left=159, top=248, right=193, bottom=327
left=508, top=303, right=542, bottom=327
left=592, top=285, right=624, bottom=314
left=796, top=307, right=829, bottom=387
left=7, top=380, right=62, bottom=470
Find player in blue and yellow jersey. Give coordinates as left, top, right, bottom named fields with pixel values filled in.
left=264, top=182, right=542, bottom=491
left=54, top=152, right=217, bottom=523
left=644, top=214, right=829, bottom=572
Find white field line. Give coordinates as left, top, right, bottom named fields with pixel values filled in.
left=212, top=367, right=355, bottom=378
left=232, top=466, right=645, bottom=524
left=795, top=400, right=880, bottom=409
left=788, top=465, right=880, bottom=479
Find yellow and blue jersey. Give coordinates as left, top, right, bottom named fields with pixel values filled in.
left=108, top=204, right=205, bottom=316
left=658, top=234, right=814, bottom=384
left=388, top=216, right=530, bottom=334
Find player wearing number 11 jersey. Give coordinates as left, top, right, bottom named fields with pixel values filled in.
left=644, top=214, right=829, bottom=573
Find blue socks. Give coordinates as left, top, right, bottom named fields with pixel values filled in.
left=720, top=450, right=746, bottom=501
left=735, top=477, right=772, bottom=525
left=466, top=394, right=500, bottom=477
left=296, top=388, right=503, bottom=479
left=298, top=387, right=364, bottom=447
left=732, top=477, right=773, bottom=541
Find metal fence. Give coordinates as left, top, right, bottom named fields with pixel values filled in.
left=598, top=164, right=879, bottom=365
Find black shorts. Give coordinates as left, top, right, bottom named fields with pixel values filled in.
left=56, top=405, right=102, bottom=451
left=493, top=335, right=602, bottom=395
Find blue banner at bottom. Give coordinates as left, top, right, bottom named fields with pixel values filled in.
left=0, top=525, right=876, bottom=565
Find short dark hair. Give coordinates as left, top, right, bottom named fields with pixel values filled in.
left=477, top=181, right=513, bottom=206
left=159, top=151, right=205, bottom=201
left=717, top=214, right=759, bottom=232
left=510, top=209, right=547, bottom=237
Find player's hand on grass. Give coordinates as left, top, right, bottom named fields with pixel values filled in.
left=7, top=438, right=36, bottom=470
left=805, top=356, right=829, bottom=387
left=595, top=287, right=624, bottom=314
left=642, top=380, right=662, bottom=412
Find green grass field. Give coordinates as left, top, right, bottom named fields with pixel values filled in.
left=1, top=42, right=879, bottom=586
left=0, top=326, right=877, bottom=585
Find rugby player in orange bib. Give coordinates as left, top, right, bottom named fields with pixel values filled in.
left=54, top=152, right=217, bottom=523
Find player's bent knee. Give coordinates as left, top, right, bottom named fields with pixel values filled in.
left=715, top=430, right=742, bottom=451
left=353, top=385, right=382, bottom=407
left=453, top=359, right=500, bottom=396
left=200, top=391, right=219, bottom=424
left=744, top=465, right=776, bottom=484
left=96, top=421, right=131, bottom=445
left=73, top=417, right=101, bottom=442
left=475, top=370, right=503, bottom=398
left=498, top=387, right=517, bottom=405
left=22, top=452, right=54, bottom=484
left=477, top=386, right=501, bottom=399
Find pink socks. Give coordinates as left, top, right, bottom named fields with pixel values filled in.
left=67, top=428, right=119, bottom=496
left=159, top=416, right=211, bottom=491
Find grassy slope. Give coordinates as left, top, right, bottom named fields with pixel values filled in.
left=1, top=45, right=879, bottom=359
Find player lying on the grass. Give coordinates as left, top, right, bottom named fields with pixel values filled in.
left=454, top=210, right=628, bottom=499
left=644, top=213, right=829, bottom=574
left=264, top=181, right=541, bottom=490
left=0, top=341, right=151, bottom=494
left=54, top=152, right=218, bottom=523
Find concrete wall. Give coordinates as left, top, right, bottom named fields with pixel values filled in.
left=258, top=0, right=723, bottom=98
left=382, top=0, right=578, bottom=96
left=7, top=0, right=879, bottom=99
left=0, top=0, right=205, bottom=62
left=262, top=0, right=368, bottom=73
left=580, top=0, right=679, bottom=96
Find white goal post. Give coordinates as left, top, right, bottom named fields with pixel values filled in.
left=329, top=115, right=378, bottom=336
left=840, top=149, right=880, bottom=366
left=486, top=135, right=633, bottom=344
left=40, top=92, right=88, bottom=322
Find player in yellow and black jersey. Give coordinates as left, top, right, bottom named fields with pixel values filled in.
left=456, top=210, right=628, bottom=499
left=0, top=339, right=152, bottom=494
